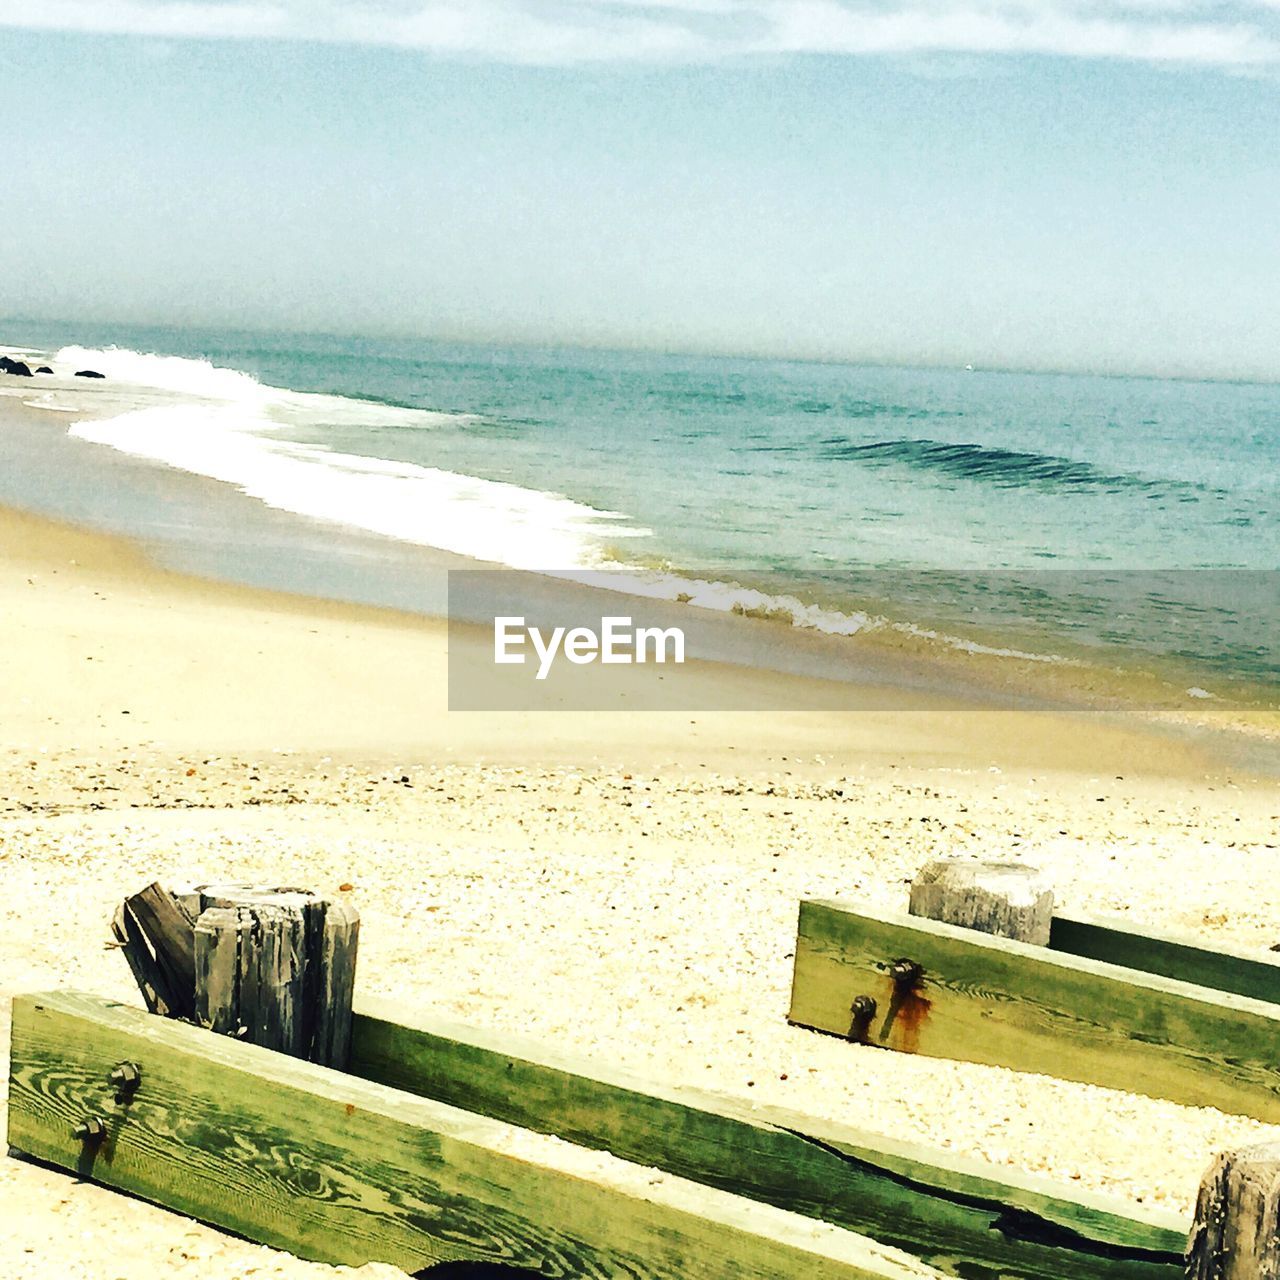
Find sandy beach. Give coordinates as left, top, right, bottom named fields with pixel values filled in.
left=3, top=11, right=1276, bottom=1271
left=2, top=494, right=1279, bottom=1278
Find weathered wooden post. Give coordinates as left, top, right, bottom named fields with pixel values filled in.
left=908, top=858, right=1054, bottom=945
left=113, top=881, right=358, bottom=1069
left=1186, top=1144, right=1280, bottom=1279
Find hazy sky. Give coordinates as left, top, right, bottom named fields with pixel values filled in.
left=1, top=2, right=1278, bottom=379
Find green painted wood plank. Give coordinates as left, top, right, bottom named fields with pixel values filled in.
left=789, top=899, right=1280, bottom=1123
left=1050, top=914, right=1280, bottom=1006
left=350, top=995, right=1184, bottom=1279
left=6, top=991, right=942, bottom=1280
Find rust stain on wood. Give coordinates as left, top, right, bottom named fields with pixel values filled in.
left=880, top=964, right=931, bottom=1054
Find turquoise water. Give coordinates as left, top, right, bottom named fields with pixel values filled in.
left=6, top=321, right=1278, bottom=695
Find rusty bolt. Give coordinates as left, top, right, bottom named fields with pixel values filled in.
left=108, top=1061, right=141, bottom=1092
left=73, top=1117, right=107, bottom=1142
left=851, top=995, right=878, bottom=1020
left=889, top=958, right=923, bottom=986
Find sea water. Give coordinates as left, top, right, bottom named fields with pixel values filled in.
left=4, top=322, right=1276, bottom=701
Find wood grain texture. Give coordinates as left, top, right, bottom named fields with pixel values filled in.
left=111, top=901, right=178, bottom=1017
left=120, top=882, right=198, bottom=1019
left=119, top=883, right=359, bottom=1069
left=1186, top=1144, right=1280, bottom=1279
left=193, top=907, right=250, bottom=1036
left=7, top=992, right=941, bottom=1280
left=194, top=885, right=357, bottom=1068
left=788, top=899, right=1280, bottom=1122
left=1049, top=914, right=1280, bottom=1006
left=313, top=898, right=359, bottom=1069
left=240, top=901, right=308, bottom=1057
left=349, top=995, right=1184, bottom=1280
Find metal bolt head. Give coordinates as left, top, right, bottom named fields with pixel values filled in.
left=851, top=995, right=878, bottom=1019
left=108, top=1061, right=141, bottom=1091
left=889, top=958, right=923, bottom=986
left=73, top=1117, right=106, bottom=1142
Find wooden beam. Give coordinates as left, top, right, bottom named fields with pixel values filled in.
left=788, top=899, right=1280, bottom=1122
left=1049, top=913, right=1280, bottom=1006
left=6, top=992, right=943, bottom=1280
left=350, top=995, right=1184, bottom=1279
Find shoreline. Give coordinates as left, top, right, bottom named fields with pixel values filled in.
left=0, top=493, right=1261, bottom=779
left=4, top=361, right=1276, bottom=738
left=2, top=384, right=1276, bottom=778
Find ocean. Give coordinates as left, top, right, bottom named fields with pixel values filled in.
left=2, top=321, right=1276, bottom=709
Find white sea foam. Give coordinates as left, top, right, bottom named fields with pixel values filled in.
left=57, top=346, right=648, bottom=570
left=22, top=398, right=80, bottom=413
left=56, top=350, right=894, bottom=634
left=892, top=621, right=1076, bottom=664
left=70, top=402, right=646, bottom=570
left=552, top=568, right=1074, bottom=664
left=53, top=344, right=470, bottom=432
left=56, top=344, right=1071, bottom=666
left=560, top=570, right=878, bottom=636
left=56, top=345, right=269, bottom=401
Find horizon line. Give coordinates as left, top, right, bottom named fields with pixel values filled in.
left=5, top=312, right=1279, bottom=390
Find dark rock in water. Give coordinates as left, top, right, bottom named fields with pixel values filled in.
left=74, top=369, right=106, bottom=379
left=0, top=356, right=34, bottom=377
left=35, top=365, right=54, bottom=374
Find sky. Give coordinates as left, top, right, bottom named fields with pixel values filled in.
left=1, top=1, right=1278, bottom=379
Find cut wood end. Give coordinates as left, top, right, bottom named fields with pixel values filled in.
left=912, top=857, right=1052, bottom=895
left=908, top=858, right=1054, bottom=945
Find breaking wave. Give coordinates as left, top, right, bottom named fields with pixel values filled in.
left=57, top=345, right=650, bottom=571
left=824, top=437, right=1207, bottom=497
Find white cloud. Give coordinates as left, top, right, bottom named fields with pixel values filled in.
left=0, top=0, right=1276, bottom=65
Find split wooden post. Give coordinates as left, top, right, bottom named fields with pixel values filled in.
left=193, top=908, right=252, bottom=1035
left=115, top=881, right=359, bottom=1069
left=908, top=859, right=1054, bottom=945
left=1186, top=1144, right=1280, bottom=1279
left=111, top=882, right=199, bottom=1019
